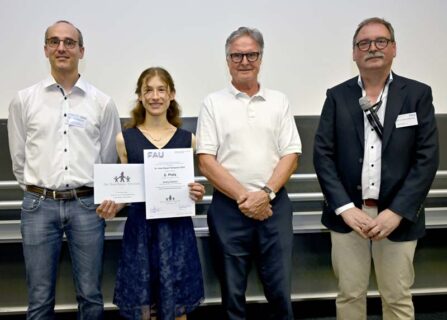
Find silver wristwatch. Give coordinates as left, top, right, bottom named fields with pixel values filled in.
left=262, top=185, right=276, bottom=201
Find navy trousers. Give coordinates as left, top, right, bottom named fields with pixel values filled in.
left=207, top=188, right=294, bottom=320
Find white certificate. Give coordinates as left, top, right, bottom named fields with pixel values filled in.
left=94, top=164, right=145, bottom=204
left=144, top=148, right=195, bottom=219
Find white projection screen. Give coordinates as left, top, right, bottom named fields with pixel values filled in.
left=1, top=0, right=446, bottom=118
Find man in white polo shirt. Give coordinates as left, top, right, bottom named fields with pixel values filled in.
left=196, top=26, right=301, bottom=320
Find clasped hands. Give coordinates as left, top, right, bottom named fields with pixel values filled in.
left=96, top=182, right=206, bottom=219
left=237, top=191, right=272, bottom=221
left=340, top=207, right=402, bottom=240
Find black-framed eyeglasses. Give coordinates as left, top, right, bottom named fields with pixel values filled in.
left=228, top=52, right=261, bottom=63
left=355, top=38, right=393, bottom=52
left=46, top=37, right=78, bottom=49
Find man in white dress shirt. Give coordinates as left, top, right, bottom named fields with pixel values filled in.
left=313, top=17, right=438, bottom=319
left=8, top=20, right=121, bottom=319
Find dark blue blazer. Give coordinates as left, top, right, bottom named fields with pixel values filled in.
left=313, top=73, right=439, bottom=241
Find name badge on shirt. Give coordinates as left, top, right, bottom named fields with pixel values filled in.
left=395, top=112, right=418, bottom=128
left=67, top=113, right=87, bottom=128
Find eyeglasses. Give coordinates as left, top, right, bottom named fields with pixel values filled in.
left=228, top=52, right=261, bottom=63
left=46, top=37, right=78, bottom=49
left=355, top=38, right=393, bottom=52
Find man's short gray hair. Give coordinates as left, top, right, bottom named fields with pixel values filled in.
left=225, top=26, right=264, bottom=56
left=353, top=17, right=395, bottom=48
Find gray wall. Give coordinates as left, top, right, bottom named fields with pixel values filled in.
left=1, top=116, right=446, bottom=314
left=2, top=114, right=446, bottom=179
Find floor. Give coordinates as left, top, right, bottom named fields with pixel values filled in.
left=1, top=295, right=445, bottom=319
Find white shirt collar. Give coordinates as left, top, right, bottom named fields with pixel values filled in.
left=357, top=72, right=394, bottom=90
left=42, top=74, right=87, bottom=93
left=228, top=82, right=266, bottom=100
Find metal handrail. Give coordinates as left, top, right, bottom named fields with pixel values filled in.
left=0, top=201, right=21, bottom=210
left=1, top=170, right=446, bottom=189
left=1, top=207, right=447, bottom=243
left=1, top=190, right=447, bottom=210
left=1, top=170, right=446, bottom=209
left=2, top=286, right=447, bottom=314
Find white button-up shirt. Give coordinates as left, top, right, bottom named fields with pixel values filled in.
left=335, top=74, right=393, bottom=215
left=8, top=76, right=121, bottom=190
left=360, top=74, right=392, bottom=200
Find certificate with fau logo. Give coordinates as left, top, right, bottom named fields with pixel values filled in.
left=144, top=148, right=195, bottom=219
left=93, top=164, right=145, bottom=204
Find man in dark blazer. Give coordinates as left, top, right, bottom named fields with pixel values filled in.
left=313, top=17, right=439, bottom=320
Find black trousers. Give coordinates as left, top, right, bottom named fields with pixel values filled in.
left=207, top=188, right=294, bottom=320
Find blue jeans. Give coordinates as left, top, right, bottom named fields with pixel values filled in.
left=21, top=191, right=105, bottom=320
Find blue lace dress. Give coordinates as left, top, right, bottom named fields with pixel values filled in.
left=114, top=127, right=204, bottom=320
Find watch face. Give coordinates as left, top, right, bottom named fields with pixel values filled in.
left=262, top=186, right=275, bottom=201
left=262, top=187, right=273, bottom=199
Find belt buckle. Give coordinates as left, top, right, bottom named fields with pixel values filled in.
left=53, top=190, right=57, bottom=200
left=363, top=198, right=378, bottom=207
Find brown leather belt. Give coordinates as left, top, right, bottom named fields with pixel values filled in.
left=363, top=198, right=378, bottom=207
left=26, top=185, right=93, bottom=200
